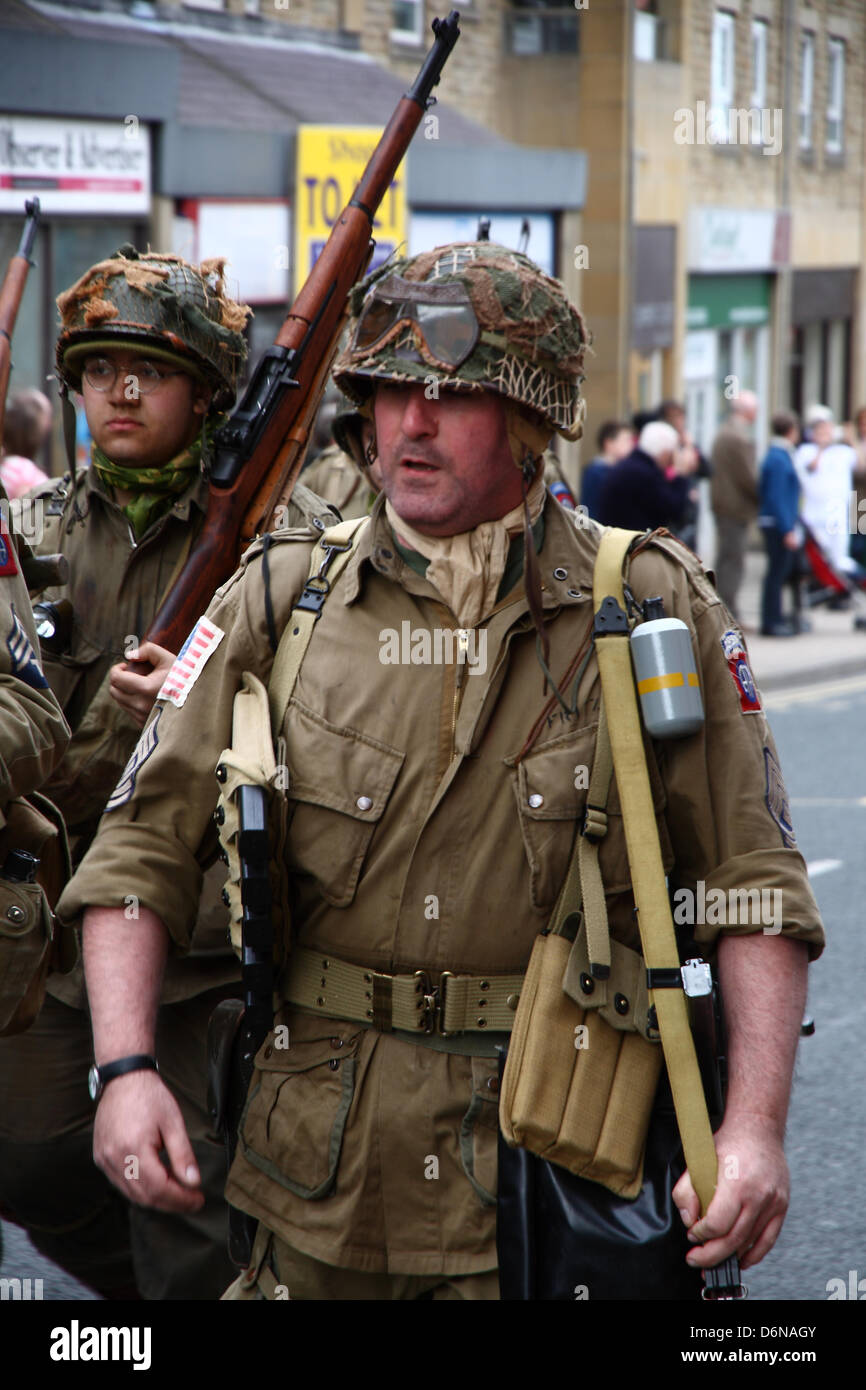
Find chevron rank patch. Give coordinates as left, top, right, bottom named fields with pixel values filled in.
left=0, top=520, right=18, bottom=577
left=157, top=617, right=225, bottom=709
left=720, top=627, right=762, bottom=713
left=764, top=747, right=796, bottom=848
left=107, top=708, right=161, bottom=811
left=6, top=605, right=48, bottom=689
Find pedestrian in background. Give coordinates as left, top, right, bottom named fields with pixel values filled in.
left=658, top=398, right=711, bottom=551
left=795, top=405, right=861, bottom=584
left=597, top=419, right=697, bottom=531
left=709, top=390, right=760, bottom=619
left=579, top=419, right=632, bottom=520
left=0, top=387, right=51, bottom=497
left=758, top=411, right=802, bottom=637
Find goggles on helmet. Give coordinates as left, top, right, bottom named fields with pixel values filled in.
left=350, top=274, right=479, bottom=371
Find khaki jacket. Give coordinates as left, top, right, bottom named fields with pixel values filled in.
left=0, top=517, right=69, bottom=809
left=23, top=464, right=337, bottom=1007
left=59, top=495, right=824, bottom=1275
left=710, top=420, right=759, bottom=523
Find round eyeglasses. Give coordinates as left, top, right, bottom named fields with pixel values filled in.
left=82, top=358, right=183, bottom=397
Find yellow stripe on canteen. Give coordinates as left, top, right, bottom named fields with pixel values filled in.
left=630, top=597, right=704, bottom=739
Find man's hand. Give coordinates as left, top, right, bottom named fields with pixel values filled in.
left=109, top=641, right=175, bottom=727
left=93, top=1068, right=204, bottom=1214
left=673, top=1114, right=790, bottom=1272
left=783, top=530, right=800, bottom=551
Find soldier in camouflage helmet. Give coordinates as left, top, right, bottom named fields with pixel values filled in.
left=0, top=246, right=338, bottom=1299
left=59, top=242, right=821, bottom=1301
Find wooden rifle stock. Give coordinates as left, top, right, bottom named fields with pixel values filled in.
left=0, top=199, right=41, bottom=446
left=147, top=10, right=461, bottom=654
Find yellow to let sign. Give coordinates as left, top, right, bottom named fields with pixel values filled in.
left=294, top=125, right=407, bottom=296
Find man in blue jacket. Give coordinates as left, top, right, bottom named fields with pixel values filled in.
left=758, top=412, right=802, bottom=636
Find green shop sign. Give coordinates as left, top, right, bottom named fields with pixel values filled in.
left=687, top=274, right=771, bottom=331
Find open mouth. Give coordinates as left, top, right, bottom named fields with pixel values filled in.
left=401, top=458, right=439, bottom=473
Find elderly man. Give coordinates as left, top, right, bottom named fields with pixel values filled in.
left=710, top=391, right=760, bottom=618
left=596, top=419, right=697, bottom=531
left=57, top=243, right=822, bottom=1301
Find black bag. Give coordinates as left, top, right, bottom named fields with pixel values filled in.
left=496, top=1053, right=705, bottom=1301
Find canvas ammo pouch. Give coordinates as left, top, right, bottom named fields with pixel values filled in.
left=499, top=919, right=661, bottom=1199
left=0, top=791, right=74, bottom=1037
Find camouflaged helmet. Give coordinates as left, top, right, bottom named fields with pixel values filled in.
left=56, top=245, right=252, bottom=411
left=333, top=241, right=590, bottom=440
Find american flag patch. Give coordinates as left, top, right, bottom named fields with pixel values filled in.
left=157, top=617, right=225, bottom=709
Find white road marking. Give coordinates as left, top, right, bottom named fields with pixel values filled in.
left=805, top=859, right=843, bottom=878
left=763, top=673, right=866, bottom=710
left=790, top=797, right=866, bottom=807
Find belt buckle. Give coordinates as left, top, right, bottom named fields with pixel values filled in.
left=413, top=970, right=454, bottom=1035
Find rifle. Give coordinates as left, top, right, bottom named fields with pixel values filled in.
left=0, top=198, right=40, bottom=448
left=147, top=10, right=461, bottom=655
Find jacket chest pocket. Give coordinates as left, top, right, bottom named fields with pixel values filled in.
left=282, top=699, right=404, bottom=907
left=237, top=1026, right=362, bottom=1200
left=511, top=725, right=597, bottom=912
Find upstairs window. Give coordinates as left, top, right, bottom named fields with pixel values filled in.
left=799, top=31, right=815, bottom=149
left=826, top=37, right=845, bottom=154
left=506, top=2, right=580, bottom=57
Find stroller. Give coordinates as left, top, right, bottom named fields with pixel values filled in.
left=798, top=520, right=866, bottom=631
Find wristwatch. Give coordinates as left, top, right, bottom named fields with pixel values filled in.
left=88, top=1054, right=159, bottom=1103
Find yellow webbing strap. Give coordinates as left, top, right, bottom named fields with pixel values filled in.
left=267, top=516, right=369, bottom=734
left=593, top=527, right=718, bottom=1216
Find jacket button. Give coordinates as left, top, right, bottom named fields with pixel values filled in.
left=330, top=1037, right=344, bottom=1049
left=356, top=795, right=373, bottom=811
left=614, top=993, right=629, bottom=1016
left=6, top=905, right=25, bottom=924
left=214, top=806, right=225, bottom=826
left=486, top=1075, right=500, bottom=1094
left=506, top=993, right=520, bottom=1010
left=216, top=763, right=227, bottom=783
left=221, top=888, right=230, bottom=907
left=528, top=793, right=543, bottom=809
left=580, top=973, right=594, bottom=995
left=553, top=567, right=568, bottom=581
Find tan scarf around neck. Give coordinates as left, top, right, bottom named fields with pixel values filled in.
left=385, top=472, right=548, bottom=627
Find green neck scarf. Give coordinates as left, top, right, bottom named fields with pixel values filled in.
left=92, top=423, right=212, bottom=540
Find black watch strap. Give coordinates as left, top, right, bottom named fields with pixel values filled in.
left=88, top=1054, right=158, bottom=1102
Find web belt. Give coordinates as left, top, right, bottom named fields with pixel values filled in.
left=282, top=946, right=523, bottom=1036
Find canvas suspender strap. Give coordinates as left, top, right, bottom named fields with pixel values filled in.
left=592, top=526, right=718, bottom=1218
left=267, top=516, right=369, bottom=735
left=547, top=705, right=615, bottom=986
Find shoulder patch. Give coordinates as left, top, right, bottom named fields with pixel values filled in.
left=157, top=617, right=225, bottom=708
left=0, top=520, right=19, bottom=577
left=107, top=708, right=161, bottom=811
left=764, top=747, right=797, bottom=848
left=6, top=605, right=48, bottom=688
left=720, top=627, right=762, bottom=713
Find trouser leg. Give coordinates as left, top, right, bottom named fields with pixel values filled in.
left=714, top=516, right=746, bottom=618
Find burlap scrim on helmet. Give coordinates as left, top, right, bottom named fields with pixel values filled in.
left=56, top=248, right=252, bottom=407
left=333, top=242, right=590, bottom=439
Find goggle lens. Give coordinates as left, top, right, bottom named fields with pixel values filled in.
left=353, top=296, right=479, bottom=369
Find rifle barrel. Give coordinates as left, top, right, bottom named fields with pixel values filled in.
left=16, top=199, right=41, bottom=264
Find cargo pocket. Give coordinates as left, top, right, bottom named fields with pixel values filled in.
left=509, top=724, right=596, bottom=911
left=459, top=1055, right=500, bottom=1208
left=282, top=698, right=404, bottom=907
left=0, top=879, right=53, bottom=1036
left=237, top=1027, right=362, bottom=1199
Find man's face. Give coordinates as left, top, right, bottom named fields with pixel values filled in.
left=665, top=407, right=686, bottom=437
left=80, top=347, right=211, bottom=468
left=811, top=419, right=834, bottom=448
left=372, top=382, right=525, bottom=536
left=610, top=427, right=634, bottom=461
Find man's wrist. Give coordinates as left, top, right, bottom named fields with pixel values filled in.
left=88, top=1053, right=159, bottom=1103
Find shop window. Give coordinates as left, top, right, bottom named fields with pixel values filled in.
left=799, top=31, right=815, bottom=149
left=635, top=2, right=661, bottom=62
left=750, top=19, right=768, bottom=128
left=392, top=0, right=424, bottom=44
left=826, top=37, right=845, bottom=155
left=710, top=10, right=736, bottom=143
left=505, top=2, right=579, bottom=57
